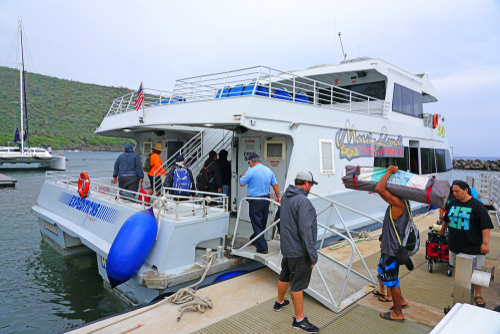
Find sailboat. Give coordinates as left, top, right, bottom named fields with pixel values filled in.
left=0, top=8, right=65, bottom=170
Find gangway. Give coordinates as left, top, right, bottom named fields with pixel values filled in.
left=230, top=194, right=379, bottom=313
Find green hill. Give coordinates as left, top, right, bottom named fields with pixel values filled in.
left=0, top=66, right=134, bottom=150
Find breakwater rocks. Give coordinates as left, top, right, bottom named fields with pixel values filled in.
left=453, top=159, right=500, bottom=171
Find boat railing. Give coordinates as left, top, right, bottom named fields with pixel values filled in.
left=230, top=194, right=377, bottom=311
left=170, top=65, right=390, bottom=118
left=45, top=171, right=228, bottom=221
left=491, top=175, right=500, bottom=212
left=106, top=88, right=173, bottom=116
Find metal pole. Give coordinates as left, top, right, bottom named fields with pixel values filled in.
left=349, top=91, right=352, bottom=112
left=19, top=8, right=24, bottom=154
left=292, top=75, right=296, bottom=102
left=252, top=66, right=262, bottom=96
left=191, top=76, right=202, bottom=101
left=269, top=67, right=272, bottom=98
left=142, top=82, right=145, bottom=119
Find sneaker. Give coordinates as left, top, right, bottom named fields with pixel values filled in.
left=273, top=299, right=290, bottom=312
left=292, top=317, right=320, bottom=333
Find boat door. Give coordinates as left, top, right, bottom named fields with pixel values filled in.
left=166, top=140, right=184, bottom=162
left=409, top=140, right=420, bottom=174
left=237, top=137, right=261, bottom=220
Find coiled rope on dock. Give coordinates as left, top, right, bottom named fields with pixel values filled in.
left=80, top=256, right=214, bottom=334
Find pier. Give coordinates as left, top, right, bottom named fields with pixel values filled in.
left=67, top=211, right=500, bottom=334
left=0, top=173, right=17, bottom=187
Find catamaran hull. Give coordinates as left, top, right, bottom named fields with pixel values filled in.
left=0, top=156, right=65, bottom=170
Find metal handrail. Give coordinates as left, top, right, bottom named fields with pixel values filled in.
left=45, top=172, right=227, bottom=220
left=492, top=176, right=500, bottom=212
left=106, top=88, right=173, bottom=116
left=230, top=196, right=371, bottom=308
left=170, top=65, right=389, bottom=118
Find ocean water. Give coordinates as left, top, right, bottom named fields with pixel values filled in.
left=0, top=151, right=127, bottom=334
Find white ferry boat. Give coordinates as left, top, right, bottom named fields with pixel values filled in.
left=32, top=57, right=453, bottom=310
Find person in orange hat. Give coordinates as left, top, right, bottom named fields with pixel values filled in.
left=147, top=143, right=167, bottom=197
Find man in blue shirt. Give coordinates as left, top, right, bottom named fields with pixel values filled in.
left=240, top=153, right=281, bottom=254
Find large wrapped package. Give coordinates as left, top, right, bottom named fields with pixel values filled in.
left=342, top=166, right=450, bottom=209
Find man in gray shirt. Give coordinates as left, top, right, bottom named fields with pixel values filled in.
left=273, top=171, right=319, bottom=333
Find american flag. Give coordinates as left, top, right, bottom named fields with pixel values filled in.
left=135, top=82, right=145, bottom=111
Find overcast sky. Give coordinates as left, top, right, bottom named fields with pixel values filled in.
left=1, top=0, right=499, bottom=157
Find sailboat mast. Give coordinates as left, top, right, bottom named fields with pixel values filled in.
left=18, top=6, right=24, bottom=154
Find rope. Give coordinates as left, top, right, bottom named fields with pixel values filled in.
left=113, top=323, right=145, bottom=334
left=81, top=256, right=214, bottom=334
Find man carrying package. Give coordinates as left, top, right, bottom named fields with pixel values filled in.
left=375, top=166, right=412, bottom=322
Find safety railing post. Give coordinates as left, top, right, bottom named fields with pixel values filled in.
left=268, top=67, right=272, bottom=98
left=349, top=91, right=352, bottom=112
left=191, top=75, right=202, bottom=101
left=126, top=92, right=134, bottom=113
left=314, top=264, right=337, bottom=307
left=367, top=97, right=370, bottom=114
left=252, top=66, right=262, bottom=96
left=292, top=75, right=296, bottom=102
left=313, top=81, right=317, bottom=105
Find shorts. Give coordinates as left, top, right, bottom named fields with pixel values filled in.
left=148, top=174, right=162, bottom=193
left=279, top=256, right=313, bottom=292
left=449, top=251, right=485, bottom=270
left=378, top=254, right=400, bottom=288
left=118, top=175, right=140, bottom=199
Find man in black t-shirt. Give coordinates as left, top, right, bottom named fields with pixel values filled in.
left=439, top=180, right=493, bottom=308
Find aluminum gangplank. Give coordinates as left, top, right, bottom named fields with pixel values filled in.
left=230, top=194, right=379, bottom=313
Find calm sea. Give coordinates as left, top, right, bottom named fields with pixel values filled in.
left=0, top=151, right=127, bottom=334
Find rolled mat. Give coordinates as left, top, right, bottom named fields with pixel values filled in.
left=342, top=166, right=450, bottom=209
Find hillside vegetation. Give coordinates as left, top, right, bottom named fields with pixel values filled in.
left=0, top=66, right=133, bottom=150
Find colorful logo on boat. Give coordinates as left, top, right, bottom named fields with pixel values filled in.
left=437, top=125, right=446, bottom=138
left=59, top=193, right=120, bottom=225
left=335, top=120, right=404, bottom=161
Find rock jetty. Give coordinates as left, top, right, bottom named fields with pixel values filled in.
left=453, top=159, right=500, bottom=171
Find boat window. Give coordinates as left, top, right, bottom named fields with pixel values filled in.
left=420, top=148, right=451, bottom=174
left=264, top=140, right=286, bottom=161
left=319, top=140, right=334, bottom=175
left=36, top=150, right=45, bottom=153
left=374, top=147, right=409, bottom=171
left=11, top=148, right=20, bottom=152
left=392, top=83, right=423, bottom=117
left=0, top=149, right=9, bottom=152
left=340, top=81, right=386, bottom=100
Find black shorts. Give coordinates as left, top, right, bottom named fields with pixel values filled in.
left=279, top=256, right=313, bottom=292
left=148, top=175, right=162, bottom=193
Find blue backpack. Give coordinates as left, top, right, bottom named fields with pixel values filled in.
left=173, top=167, right=192, bottom=195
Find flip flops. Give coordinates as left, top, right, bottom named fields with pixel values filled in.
left=378, top=297, right=393, bottom=302
left=372, top=290, right=385, bottom=297
left=474, top=296, right=486, bottom=308
left=390, top=304, right=410, bottom=310
left=380, top=312, right=404, bottom=322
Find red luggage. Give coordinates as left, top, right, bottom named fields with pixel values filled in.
left=425, top=229, right=453, bottom=277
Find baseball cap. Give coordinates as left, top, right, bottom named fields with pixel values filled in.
left=249, top=153, right=260, bottom=160
left=296, top=170, right=318, bottom=185
left=175, top=155, right=185, bottom=162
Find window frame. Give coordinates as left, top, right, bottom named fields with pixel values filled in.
left=319, top=139, right=335, bottom=175
left=264, top=140, right=286, bottom=161
left=143, top=141, right=152, bottom=155
left=392, top=83, right=423, bottom=118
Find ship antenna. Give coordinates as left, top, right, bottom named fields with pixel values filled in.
left=338, top=32, right=347, bottom=60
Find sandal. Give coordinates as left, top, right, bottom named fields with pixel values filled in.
left=380, top=312, right=404, bottom=322
left=390, top=304, right=409, bottom=310
left=474, top=296, right=486, bottom=308
left=378, top=297, right=393, bottom=303
left=372, top=290, right=386, bottom=297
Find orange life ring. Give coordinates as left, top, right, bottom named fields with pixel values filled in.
left=432, top=114, right=439, bottom=129
left=78, top=172, right=90, bottom=198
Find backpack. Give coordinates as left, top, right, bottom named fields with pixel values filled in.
left=142, top=154, right=153, bottom=172
left=196, top=162, right=215, bottom=191
left=173, top=166, right=192, bottom=195
left=390, top=200, right=420, bottom=266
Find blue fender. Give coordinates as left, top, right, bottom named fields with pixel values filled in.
left=106, top=207, right=158, bottom=289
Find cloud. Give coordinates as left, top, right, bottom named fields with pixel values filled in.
left=432, top=66, right=500, bottom=92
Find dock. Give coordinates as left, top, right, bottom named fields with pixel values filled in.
left=67, top=211, right=500, bottom=334
left=0, top=173, right=17, bottom=187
